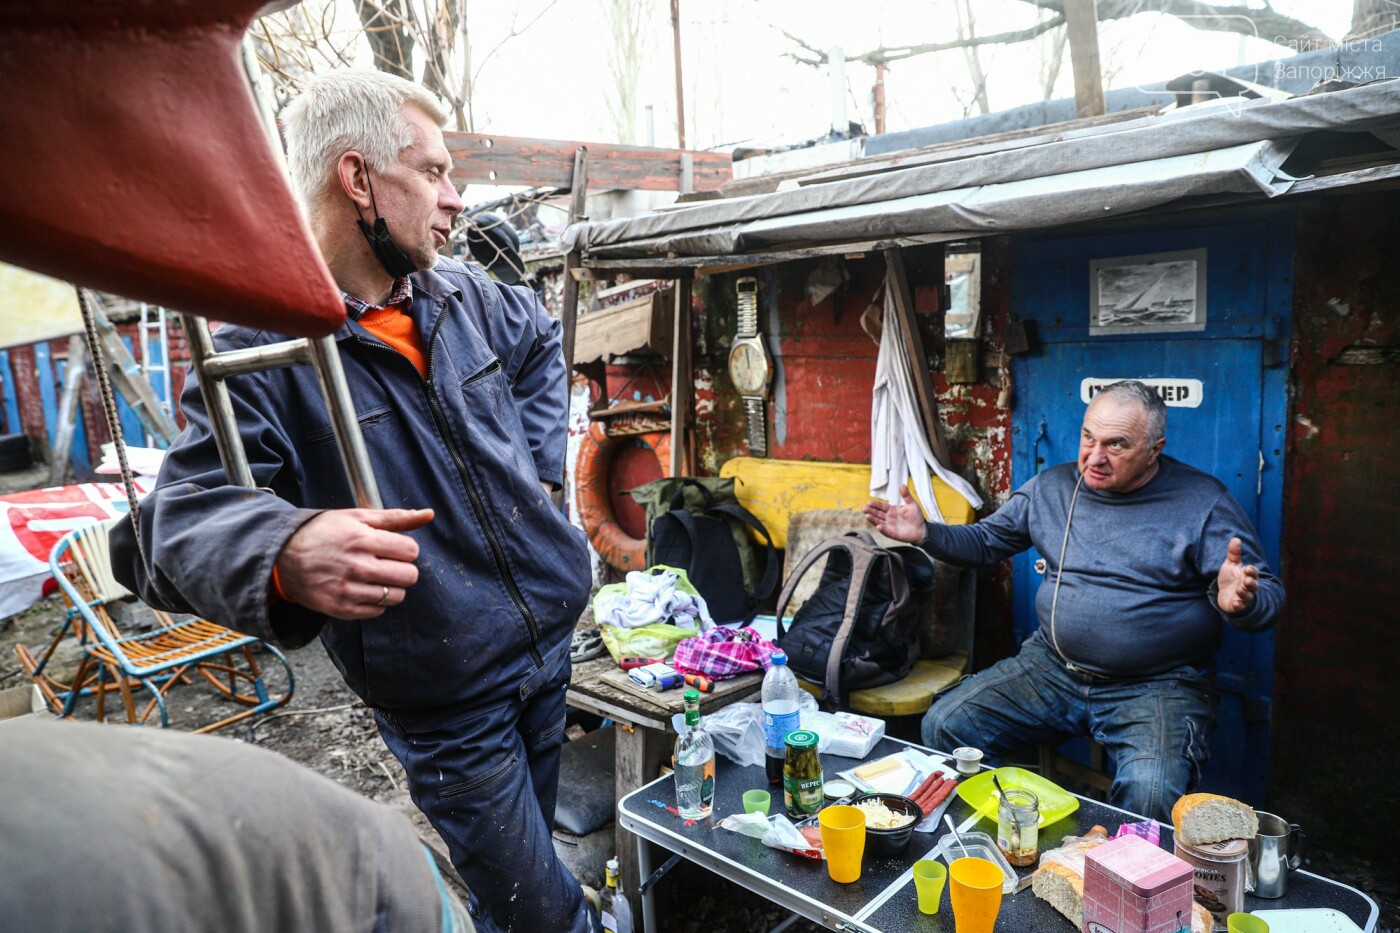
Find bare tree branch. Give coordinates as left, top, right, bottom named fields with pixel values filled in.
left=783, top=0, right=1333, bottom=70
left=357, top=0, right=416, bottom=79
left=1349, top=0, right=1399, bottom=39
left=1019, top=0, right=1334, bottom=47
left=781, top=15, right=1067, bottom=68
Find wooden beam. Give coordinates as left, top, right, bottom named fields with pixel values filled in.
left=669, top=276, right=694, bottom=476
left=1064, top=0, right=1106, bottom=118
left=580, top=232, right=959, bottom=278
left=559, top=147, right=589, bottom=384
left=884, top=247, right=953, bottom=471
left=444, top=132, right=728, bottom=192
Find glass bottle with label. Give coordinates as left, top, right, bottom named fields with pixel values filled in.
left=674, top=689, right=715, bottom=819
left=782, top=729, right=824, bottom=818
left=599, top=856, right=633, bottom=933
left=997, top=789, right=1040, bottom=866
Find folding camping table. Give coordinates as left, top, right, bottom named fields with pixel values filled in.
left=618, top=736, right=1380, bottom=933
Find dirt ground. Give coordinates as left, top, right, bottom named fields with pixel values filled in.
left=2, top=594, right=1395, bottom=932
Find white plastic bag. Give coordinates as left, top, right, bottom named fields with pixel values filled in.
left=717, top=812, right=822, bottom=860
left=673, top=693, right=827, bottom=768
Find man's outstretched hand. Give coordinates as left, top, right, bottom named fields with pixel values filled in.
left=276, top=508, right=435, bottom=620
left=861, top=484, right=927, bottom=544
left=1216, top=536, right=1260, bottom=614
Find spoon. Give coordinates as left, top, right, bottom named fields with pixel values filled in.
left=992, top=774, right=1021, bottom=855
left=944, top=813, right=971, bottom=858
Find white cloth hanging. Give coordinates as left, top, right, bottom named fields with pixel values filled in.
left=869, top=282, right=983, bottom=522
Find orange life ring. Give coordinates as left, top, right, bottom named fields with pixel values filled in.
left=575, top=423, right=671, bottom=572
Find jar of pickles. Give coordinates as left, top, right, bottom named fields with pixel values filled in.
left=997, top=789, right=1040, bottom=866
left=782, top=730, right=823, bottom=818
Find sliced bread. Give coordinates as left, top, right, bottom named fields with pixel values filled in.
left=1172, top=793, right=1259, bottom=846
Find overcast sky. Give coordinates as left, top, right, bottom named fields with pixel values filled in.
left=459, top=0, right=1359, bottom=148
left=279, top=1, right=1375, bottom=209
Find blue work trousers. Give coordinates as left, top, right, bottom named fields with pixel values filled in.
left=375, top=659, right=596, bottom=933
left=921, top=630, right=1216, bottom=823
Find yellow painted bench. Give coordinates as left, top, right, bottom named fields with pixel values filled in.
left=718, top=457, right=975, bottom=550
left=794, top=655, right=970, bottom=717
left=719, top=457, right=977, bottom=718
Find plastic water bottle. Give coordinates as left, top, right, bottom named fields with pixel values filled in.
left=762, top=650, right=801, bottom=785
left=599, top=856, right=633, bottom=933
left=673, top=688, right=715, bottom=819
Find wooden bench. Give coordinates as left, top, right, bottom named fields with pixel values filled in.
left=719, top=457, right=978, bottom=718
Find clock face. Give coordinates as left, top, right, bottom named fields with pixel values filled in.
left=728, top=340, right=771, bottom=396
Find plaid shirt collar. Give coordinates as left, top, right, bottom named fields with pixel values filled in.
left=342, top=276, right=413, bottom=320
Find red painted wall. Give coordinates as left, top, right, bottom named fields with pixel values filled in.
left=685, top=244, right=1016, bottom=649
left=1269, top=192, right=1400, bottom=869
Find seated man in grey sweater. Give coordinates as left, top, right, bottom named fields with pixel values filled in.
left=863, top=380, right=1283, bottom=821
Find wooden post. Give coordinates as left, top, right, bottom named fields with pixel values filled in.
left=48, top=335, right=86, bottom=486
left=556, top=148, right=589, bottom=510
left=559, top=147, right=589, bottom=385
left=670, top=0, right=686, bottom=149
left=1064, top=0, right=1106, bottom=118
left=614, top=724, right=673, bottom=913
left=669, top=275, right=693, bottom=477
left=874, top=62, right=887, bottom=135
left=883, top=247, right=953, bottom=471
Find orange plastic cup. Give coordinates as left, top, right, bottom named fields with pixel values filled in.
left=819, top=805, right=866, bottom=884
left=950, top=856, right=1005, bottom=933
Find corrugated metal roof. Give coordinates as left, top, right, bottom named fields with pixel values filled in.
left=566, top=80, right=1400, bottom=270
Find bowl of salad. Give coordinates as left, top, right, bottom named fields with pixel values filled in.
left=850, top=792, right=920, bottom=855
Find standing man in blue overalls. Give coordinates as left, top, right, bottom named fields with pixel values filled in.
left=112, top=70, right=596, bottom=933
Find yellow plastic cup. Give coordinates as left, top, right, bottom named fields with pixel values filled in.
left=1227, top=914, right=1270, bottom=933
left=819, top=804, right=866, bottom=884
left=742, top=789, right=771, bottom=815
left=913, top=859, right=948, bottom=914
left=950, top=856, right=1004, bottom=933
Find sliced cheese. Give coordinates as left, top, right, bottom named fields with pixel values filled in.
left=853, top=756, right=903, bottom=781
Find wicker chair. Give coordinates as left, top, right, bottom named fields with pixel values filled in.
left=17, top=521, right=294, bottom=733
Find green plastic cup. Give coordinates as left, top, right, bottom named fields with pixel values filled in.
left=1227, top=914, right=1270, bottom=933
left=742, top=789, right=771, bottom=815
left=913, top=859, right=947, bottom=914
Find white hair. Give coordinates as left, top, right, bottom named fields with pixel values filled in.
left=282, top=70, right=448, bottom=212
left=1094, top=380, right=1168, bottom=446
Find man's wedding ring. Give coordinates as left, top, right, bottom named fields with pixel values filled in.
left=377, top=585, right=391, bottom=607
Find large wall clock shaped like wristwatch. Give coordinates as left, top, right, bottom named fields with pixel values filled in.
left=727, top=275, right=772, bottom=456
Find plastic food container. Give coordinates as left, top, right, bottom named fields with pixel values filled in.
left=953, top=746, right=983, bottom=774
left=930, top=829, right=1017, bottom=893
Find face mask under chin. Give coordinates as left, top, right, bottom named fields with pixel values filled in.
left=357, top=216, right=418, bottom=279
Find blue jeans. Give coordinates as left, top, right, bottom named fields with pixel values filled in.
left=921, top=630, right=1216, bottom=822
left=375, top=655, right=596, bottom=933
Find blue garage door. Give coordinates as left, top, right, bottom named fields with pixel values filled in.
left=1008, top=217, right=1291, bottom=802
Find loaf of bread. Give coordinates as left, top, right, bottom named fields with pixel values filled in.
left=1172, top=793, right=1259, bottom=846
left=1032, top=859, right=1213, bottom=932
left=1032, top=860, right=1085, bottom=929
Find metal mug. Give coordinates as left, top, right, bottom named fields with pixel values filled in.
left=1248, top=811, right=1306, bottom=898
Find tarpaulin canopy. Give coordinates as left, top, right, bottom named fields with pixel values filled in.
left=564, top=80, right=1400, bottom=263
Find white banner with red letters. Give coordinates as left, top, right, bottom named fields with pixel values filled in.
left=0, top=480, right=152, bottom=619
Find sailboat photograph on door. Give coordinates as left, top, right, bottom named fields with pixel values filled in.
left=1090, top=248, right=1207, bottom=335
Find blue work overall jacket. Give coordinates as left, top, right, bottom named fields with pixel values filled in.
left=110, top=258, right=592, bottom=713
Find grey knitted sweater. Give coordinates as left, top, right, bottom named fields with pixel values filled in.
left=923, top=456, right=1284, bottom=677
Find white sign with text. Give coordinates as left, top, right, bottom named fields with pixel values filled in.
left=1081, top=378, right=1204, bottom=408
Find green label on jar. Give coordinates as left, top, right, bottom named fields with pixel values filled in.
left=783, top=771, right=824, bottom=815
